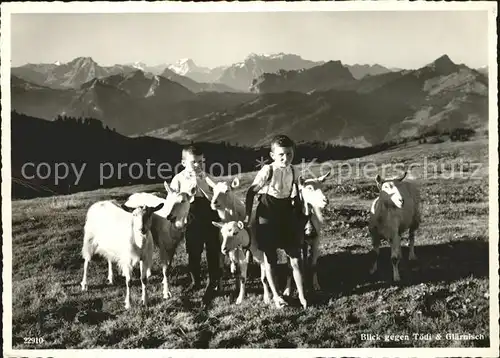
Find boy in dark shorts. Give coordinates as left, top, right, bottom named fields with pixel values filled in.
left=170, top=145, right=221, bottom=306
left=244, top=135, right=307, bottom=309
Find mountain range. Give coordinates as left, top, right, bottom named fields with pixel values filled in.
left=11, top=53, right=488, bottom=146
left=12, top=53, right=394, bottom=92
left=146, top=55, right=488, bottom=146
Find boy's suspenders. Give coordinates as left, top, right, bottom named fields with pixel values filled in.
left=264, top=164, right=297, bottom=199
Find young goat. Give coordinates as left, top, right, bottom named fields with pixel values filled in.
left=81, top=200, right=164, bottom=309
left=124, top=182, right=196, bottom=299
left=368, top=171, right=421, bottom=282
left=208, top=176, right=246, bottom=288
left=283, top=170, right=331, bottom=297
left=212, top=220, right=282, bottom=307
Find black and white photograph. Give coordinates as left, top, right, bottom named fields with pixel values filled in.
left=2, top=1, right=498, bottom=356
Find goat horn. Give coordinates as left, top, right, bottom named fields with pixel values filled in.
left=395, top=171, right=407, bottom=182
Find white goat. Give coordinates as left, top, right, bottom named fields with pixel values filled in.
left=283, top=169, right=332, bottom=297
left=209, top=177, right=245, bottom=285
left=80, top=200, right=164, bottom=309
left=210, top=177, right=245, bottom=221
left=124, top=182, right=196, bottom=299
left=212, top=220, right=281, bottom=306
left=368, top=171, right=421, bottom=282
left=209, top=178, right=289, bottom=308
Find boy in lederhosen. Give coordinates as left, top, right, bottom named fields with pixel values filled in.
left=244, top=135, right=307, bottom=309
left=170, top=145, right=222, bottom=306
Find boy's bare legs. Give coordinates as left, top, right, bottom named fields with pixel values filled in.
left=263, top=251, right=287, bottom=308
left=289, top=255, right=307, bottom=309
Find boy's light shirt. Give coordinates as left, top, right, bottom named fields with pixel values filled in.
left=252, top=162, right=298, bottom=199
left=170, top=168, right=214, bottom=199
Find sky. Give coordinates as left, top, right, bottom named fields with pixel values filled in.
left=10, top=11, right=490, bottom=69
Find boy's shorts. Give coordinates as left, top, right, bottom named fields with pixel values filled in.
left=255, top=194, right=301, bottom=259
left=186, top=197, right=221, bottom=238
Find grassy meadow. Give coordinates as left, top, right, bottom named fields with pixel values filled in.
left=9, top=135, right=493, bottom=349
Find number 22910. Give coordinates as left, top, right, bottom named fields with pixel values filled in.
left=24, top=337, right=44, bottom=344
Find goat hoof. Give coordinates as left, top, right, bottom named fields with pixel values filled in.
left=263, top=295, right=271, bottom=304
left=283, top=288, right=291, bottom=297
left=236, top=297, right=243, bottom=305
left=81, top=283, right=87, bottom=291
left=313, top=282, right=321, bottom=291
left=107, top=279, right=113, bottom=285
left=409, top=254, right=418, bottom=261
left=163, top=291, right=172, bottom=299
left=125, top=303, right=131, bottom=310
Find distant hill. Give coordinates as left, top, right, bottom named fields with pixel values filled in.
left=11, top=111, right=399, bottom=199
left=249, top=60, right=357, bottom=94
left=345, top=63, right=392, bottom=79
left=12, top=56, right=238, bottom=93
left=11, top=75, right=76, bottom=120
left=147, top=55, right=488, bottom=146
left=159, top=67, right=238, bottom=93
left=11, top=71, right=256, bottom=135
left=12, top=54, right=487, bottom=145
left=12, top=57, right=138, bottom=89
left=215, top=53, right=324, bottom=92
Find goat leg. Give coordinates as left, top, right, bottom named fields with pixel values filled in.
left=81, top=259, right=90, bottom=291
left=107, top=260, right=113, bottom=285
left=236, top=261, right=248, bottom=304
left=408, top=230, right=417, bottom=261
left=391, top=234, right=402, bottom=282
left=140, top=260, right=148, bottom=306
left=369, top=233, right=380, bottom=275
left=310, top=240, right=321, bottom=291
left=124, top=267, right=131, bottom=310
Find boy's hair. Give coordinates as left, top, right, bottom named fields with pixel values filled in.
left=182, top=144, right=204, bottom=159
left=270, top=134, right=295, bottom=150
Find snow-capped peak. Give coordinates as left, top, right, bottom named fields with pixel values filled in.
left=168, top=58, right=195, bottom=75
left=168, top=58, right=210, bottom=75
left=126, top=61, right=147, bottom=71
left=54, top=61, right=61, bottom=66
left=246, top=52, right=289, bottom=60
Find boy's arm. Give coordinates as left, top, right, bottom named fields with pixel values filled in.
left=244, top=165, right=270, bottom=224
left=244, top=185, right=259, bottom=223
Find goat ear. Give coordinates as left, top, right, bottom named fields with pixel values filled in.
left=121, top=203, right=135, bottom=213
left=212, top=221, right=223, bottom=228
left=152, top=203, right=164, bottom=212
left=164, top=181, right=173, bottom=194
left=297, top=175, right=306, bottom=186
left=231, top=177, right=240, bottom=188
left=375, top=174, right=383, bottom=188
left=237, top=221, right=244, bottom=230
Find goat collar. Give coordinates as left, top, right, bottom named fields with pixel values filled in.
left=240, top=226, right=252, bottom=252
